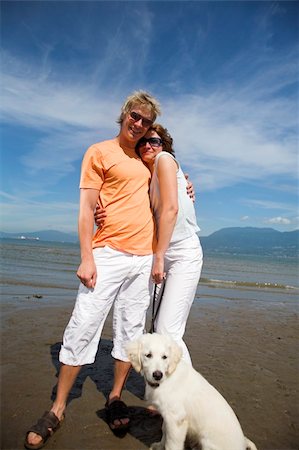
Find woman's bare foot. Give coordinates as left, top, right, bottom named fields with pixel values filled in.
left=147, top=404, right=161, bottom=416
left=105, top=396, right=130, bottom=430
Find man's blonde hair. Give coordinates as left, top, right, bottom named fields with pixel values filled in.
left=117, top=90, right=161, bottom=125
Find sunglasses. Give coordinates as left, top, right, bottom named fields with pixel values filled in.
left=137, top=137, right=163, bottom=148
left=129, top=111, right=153, bottom=128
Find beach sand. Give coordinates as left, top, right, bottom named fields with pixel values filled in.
left=1, top=292, right=298, bottom=450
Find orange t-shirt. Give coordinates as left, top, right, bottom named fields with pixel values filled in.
left=80, top=138, right=156, bottom=255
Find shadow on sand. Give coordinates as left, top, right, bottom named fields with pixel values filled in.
left=50, top=339, right=163, bottom=448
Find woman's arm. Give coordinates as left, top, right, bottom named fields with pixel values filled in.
left=152, top=155, right=178, bottom=284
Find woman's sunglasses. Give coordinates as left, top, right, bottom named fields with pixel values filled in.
left=137, top=137, right=163, bottom=148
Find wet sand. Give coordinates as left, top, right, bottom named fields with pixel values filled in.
left=1, top=292, right=298, bottom=450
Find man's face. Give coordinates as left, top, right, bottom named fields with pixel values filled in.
left=121, top=105, right=154, bottom=144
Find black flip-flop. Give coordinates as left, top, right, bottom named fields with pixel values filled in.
left=105, top=399, right=130, bottom=435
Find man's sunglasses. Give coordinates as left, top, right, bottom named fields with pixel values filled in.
left=137, top=137, right=163, bottom=148
left=129, top=111, right=153, bottom=128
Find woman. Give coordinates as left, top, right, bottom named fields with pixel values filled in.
left=96, top=124, right=203, bottom=363
left=136, top=124, right=203, bottom=363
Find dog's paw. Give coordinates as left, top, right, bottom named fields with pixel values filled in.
left=150, top=442, right=164, bottom=450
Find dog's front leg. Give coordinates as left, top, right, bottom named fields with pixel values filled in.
left=163, top=417, right=188, bottom=450
left=150, top=422, right=166, bottom=450
left=150, top=440, right=165, bottom=450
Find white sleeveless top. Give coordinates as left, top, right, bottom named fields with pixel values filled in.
left=150, top=151, right=200, bottom=244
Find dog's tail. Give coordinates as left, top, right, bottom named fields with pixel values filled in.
left=245, top=437, right=258, bottom=450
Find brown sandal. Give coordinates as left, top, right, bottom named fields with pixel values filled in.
left=24, top=411, right=64, bottom=449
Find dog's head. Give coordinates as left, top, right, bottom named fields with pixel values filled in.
left=126, top=333, right=182, bottom=388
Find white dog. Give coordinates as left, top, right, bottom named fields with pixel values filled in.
left=126, top=333, right=257, bottom=450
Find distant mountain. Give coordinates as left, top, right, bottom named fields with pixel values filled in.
left=1, top=227, right=298, bottom=256
left=0, top=230, right=78, bottom=243
left=200, top=227, right=299, bottom=257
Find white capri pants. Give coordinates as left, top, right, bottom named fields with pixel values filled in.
left=154, top=234, right=203, bottom=365
left=59, top=246, right=153, bottom=365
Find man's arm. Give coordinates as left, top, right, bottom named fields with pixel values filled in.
left=77, top=188, right=100, bottom=289
left=184, top=173, right=195, bottom=201
left=94, top=175, right=194, bottom=228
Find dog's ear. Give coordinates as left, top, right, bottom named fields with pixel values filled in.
left=125, top=338, right=142, bottom=373
left=167, top=339, right=183, bottom=375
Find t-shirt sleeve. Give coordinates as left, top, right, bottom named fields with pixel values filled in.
left=79, top=144, right=105, bottom=190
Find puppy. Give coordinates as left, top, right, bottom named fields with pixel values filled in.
left=126, top=333, right=257, bottom=450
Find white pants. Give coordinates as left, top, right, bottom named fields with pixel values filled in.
left=59, top=246, right=153, bottom=365
left=154, top=234, right=203, bottom=364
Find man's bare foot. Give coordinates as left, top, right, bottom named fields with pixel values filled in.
left=26, top=431, right=43, bottom=447
left=25, top=409, right=64, bottom=448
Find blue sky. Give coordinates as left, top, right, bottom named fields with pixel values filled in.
left=1, top=1, right=298, bottom=236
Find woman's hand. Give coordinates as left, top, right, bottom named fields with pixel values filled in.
left=94, top=205, right=107, bottom=228
left=152, top=255, right=166, bottom=284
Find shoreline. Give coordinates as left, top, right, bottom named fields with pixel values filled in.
left=1, top=292, right=298, bottom=450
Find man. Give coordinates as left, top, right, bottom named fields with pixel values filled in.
left=25, top=91, right=161, bottom=449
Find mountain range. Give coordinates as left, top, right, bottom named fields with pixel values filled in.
left=0, top=227, right=298, bottom=257
left=200, top=227, right=298, bottom=257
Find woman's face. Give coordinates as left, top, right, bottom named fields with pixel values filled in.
left=137, top=130, right=163, bottom=165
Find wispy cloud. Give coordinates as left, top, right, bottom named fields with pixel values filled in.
left=2, top=43, right=297, bottom=193
left=1, top=62, right=120, bottom=131
left=244, top=199, right=296, bottom=212
left=163, top=48, right=298, bottom=191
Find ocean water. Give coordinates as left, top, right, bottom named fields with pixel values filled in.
left=0, top=239, right=298, bottom=308
left=197, top=251, right=298, bottom=311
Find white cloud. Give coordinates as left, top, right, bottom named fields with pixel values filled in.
left=264, top=216, right=291, bottom=225
left=240, top=216, right=249, bottom=221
